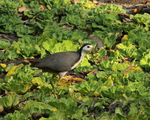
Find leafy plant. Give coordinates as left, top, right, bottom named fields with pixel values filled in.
left=0, top=0, right=150, bottom=119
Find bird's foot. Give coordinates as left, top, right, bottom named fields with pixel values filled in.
left=58, top=75, right=85, bottom=86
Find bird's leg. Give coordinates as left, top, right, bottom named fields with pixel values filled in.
left=48, top=74, right=58, bottom=98
left=58, top=72, right=73, bottom=85
left=59, top=71, right=74, bottom=81
left=59, top=72, right=67, bottom=78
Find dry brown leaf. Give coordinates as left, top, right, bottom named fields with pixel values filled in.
left=145, top=0, right=150, bottom=6
left=88, top=69, right=99, bottom=75
left=71, top=0, right=80, bottom=3
left=39, top=5, right=47, bottom=10
left=123, top=65, right=143, bottom=73
left=6, top=92, right=16, bottom=95
left=58, top=81, right=68, bottom=86
left=18, top=6, right=28, bottom=12
left=70, top=78, right=86, bottom=82
left=95, top=56, right=109, bottom=64
left=133, top=8, right=138, bottom=13
left=19, top=103, right=25, bottom=109
left=118, top=13, right=132, bottom=23
left=58, top=76, right=85, bottom=86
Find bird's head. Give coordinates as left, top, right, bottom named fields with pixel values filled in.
left=78, top=44, right=94, bottom=54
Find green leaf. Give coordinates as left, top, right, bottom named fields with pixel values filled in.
left=42, top=38, right=57, bottom=52
left=0, top=94, right=20, bottom=108
left=0, top=39, right=11, bottom=49
left=131, top=13, right=150, bottom=28
left=140, top=50, right=150, bottom=70
left=51, top=40, right=78, bottom=53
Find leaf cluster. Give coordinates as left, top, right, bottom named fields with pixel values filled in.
left=0, top=0, right=150, bottom=119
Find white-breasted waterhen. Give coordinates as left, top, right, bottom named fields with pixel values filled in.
left=34, top=44, right=93, bottom=82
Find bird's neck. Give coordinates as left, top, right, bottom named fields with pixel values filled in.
left=78, top=50, right=86, bottom=59
left=71, top=50, right=86, bottom=70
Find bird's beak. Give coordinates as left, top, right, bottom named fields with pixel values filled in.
left=91, top=46, right=94, bottom=50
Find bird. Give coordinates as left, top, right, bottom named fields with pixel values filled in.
left=34, top=44, right=93, bottom=78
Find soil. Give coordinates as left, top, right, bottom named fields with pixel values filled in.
left=100, top=0, right=147, bottom=4
left=97, top=0, right=150, bottom=14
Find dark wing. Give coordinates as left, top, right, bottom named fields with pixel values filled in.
left=35, top=51, right=80, bottom=72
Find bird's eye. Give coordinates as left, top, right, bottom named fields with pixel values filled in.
left=87, top=46, right=90, bottom=48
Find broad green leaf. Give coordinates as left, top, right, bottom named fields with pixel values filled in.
left=51, top=40, right=78, bottom=53
left=0, top=94, right=20, bottom=108
left=0, top=39, right=11, bottom=49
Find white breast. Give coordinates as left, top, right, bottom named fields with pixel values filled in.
left=71, top=52, right=85, bottom=70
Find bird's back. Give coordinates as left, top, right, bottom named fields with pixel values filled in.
left=35, top=51, right=80, bottom=72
